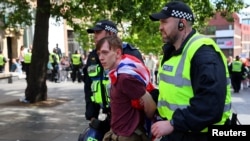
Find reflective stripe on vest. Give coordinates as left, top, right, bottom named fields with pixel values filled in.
left=158, top=34, right=232, bottom=132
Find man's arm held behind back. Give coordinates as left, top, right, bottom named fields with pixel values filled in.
left=141, top=91, right=157, bottom=119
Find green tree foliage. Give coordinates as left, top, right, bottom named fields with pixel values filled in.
left=0, top=0, right=246, bottom=103
left=0, top=0, right=246, bottom=53
left=0, top=0, right=32, bottom=29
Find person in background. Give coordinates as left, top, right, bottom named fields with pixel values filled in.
left=247, top=58, right=250, bottom=87
left=154, top=55, right=163, bottom=85
left=59, top=56, right=71, bottom=82
left=227, top=56, right=233, bottom=66
left=24, top=49, right=32, bottom=80
left=11, top=58, right=22, bottom=74
left=0, top=50, right=8, bottom=73
left=241, top=58, right=250, bottom=89
left=228, top=55, right=244, bottom=93
left=47, top=61, right=53, bottom=80
left=81, top=54, right=87, bottom=68
left=145, top=53, right=156, bottom=83
left=227, top=56, right=233, bottom=85
left=19, top=45, right=26, bottom=72
left=71, top=50, right=83, bottom=83
left=149, top=1, right=232, bottom=141
left=55, top=43, right=62, bottom=59
left=49, top=48, right=60, bottom=83
left=97, top=36, right=156, bottom=141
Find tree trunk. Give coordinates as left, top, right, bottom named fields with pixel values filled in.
left=25, top=0, right=50, bottom=103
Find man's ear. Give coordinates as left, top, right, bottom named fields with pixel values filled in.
left=116, top=48, right=122, bottom=56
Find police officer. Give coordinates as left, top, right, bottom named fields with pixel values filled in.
left=83, top=20, right=144, bottom=136
left=149, top=1, right=232, bottom=141
left=0, top=50, right=8, bottom=73
left=228, top=55, right=244, bottom=93
left=24, top=49, right=32, bottom=80
left=49, top=48, right=60, bottom=82
left=71, top=50, right=82, bottom=83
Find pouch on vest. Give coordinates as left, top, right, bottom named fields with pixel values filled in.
left=88, top=65, right=100, bottom=77
left=91, top=81, right=103, bottom=104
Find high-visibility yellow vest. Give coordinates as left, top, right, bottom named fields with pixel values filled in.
left=88, top=64, right=110, bottom=106
left=232, top=61, right=242, bottom=72
left=49, top=53, right=59, bottom=63
left=71, top=54, right=81, bottom=65
left=24, top=52, right=32, bottom=64
left=0, top=55, right=4, bottom=65
left=158, top=33, right=232, bottom=132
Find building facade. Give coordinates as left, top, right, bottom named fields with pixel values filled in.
left=205, top=12, right=250, bottom=59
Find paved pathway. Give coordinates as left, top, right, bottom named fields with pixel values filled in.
left=231, top=87, right=250, bottom=124
left=0, top=79, right=249, bottom=141
left=0, top=79, right=87, bottom=141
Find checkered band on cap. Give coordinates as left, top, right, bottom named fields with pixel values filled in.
left=149, top=1, right=195, bottom=22
left=87, top=20, right=118, bottom=34
left=104, top=25, right=118, bottom=34
left=171, top=9, right=193, bottom=21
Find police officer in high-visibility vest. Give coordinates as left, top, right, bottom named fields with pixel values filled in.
left=24, top=49, right=32, bottom=80
left=82, top=20, right=145, bottom=139
left=149, top=1, right=232, bottom=141
left=228, top=55, right=244, bottom=93
left=0, top=50, right=8, bottom=73
left=71, top=50, right=82, bottom=83
left=49, top=48, right=60, bottom=82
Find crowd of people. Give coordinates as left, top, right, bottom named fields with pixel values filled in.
left=47, top=46, right=87, bottom=83
left=0, top=45, right=31, bottom=77
left=1, top=43, right=87, bottom=84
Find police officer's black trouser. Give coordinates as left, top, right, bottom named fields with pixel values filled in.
left=231, top=72, right=242, bottom=92
left=25, top=63, right=30, bottom=81
left=72, top=64, right=82, bottom=82
left=0, top=65, right=4, bottom=73
left=51, top=63, right=59, bottom=82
